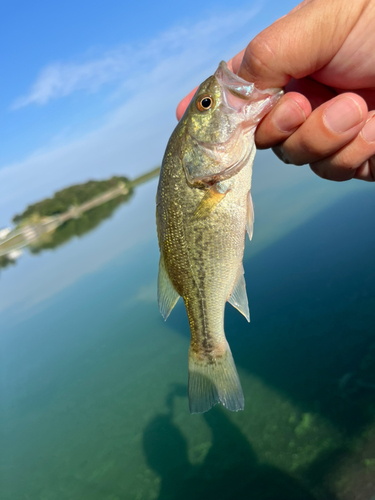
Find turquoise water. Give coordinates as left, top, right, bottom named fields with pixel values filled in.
left=1, top=152, right=375, bottom=499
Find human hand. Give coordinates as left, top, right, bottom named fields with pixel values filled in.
left=176, top=0, right=375, bottom=181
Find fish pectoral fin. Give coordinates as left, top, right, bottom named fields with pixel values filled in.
left=193, top=185, right=229, bottom=219
left=228, top=265, right=250, bottom=322
left=158, top=255, right=180, bottom=320
left=246, top=191, right=254, bottom=241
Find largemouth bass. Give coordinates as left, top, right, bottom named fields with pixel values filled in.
left=156, top=61, right=282, bottom=414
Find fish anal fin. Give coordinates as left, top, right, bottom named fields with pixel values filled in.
left=188, top=341, right=244, bottom=414
left=228, top=266, right=250, bottom=322
left=246, top=191, right=254, bottom=241
left=193, top=185, right=229, bottom=219
left=158, top=255, right=180, bottom=320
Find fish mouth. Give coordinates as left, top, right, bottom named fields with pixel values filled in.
left=215, top=60, right=283, bottom=120
left=183, top=62, right=283, bottom=188
left=215, top=61, right=257, bottom=101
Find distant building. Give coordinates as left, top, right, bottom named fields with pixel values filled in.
left=21, top=226, right=38, bottom=242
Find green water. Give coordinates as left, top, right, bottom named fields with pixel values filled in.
left=1, top=153, right=375, bottom=499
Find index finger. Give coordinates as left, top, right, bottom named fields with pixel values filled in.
left=237, top=0, right=362, bottom=88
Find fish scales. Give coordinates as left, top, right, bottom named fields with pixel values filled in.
left=156, top=61, right=282, bottom=413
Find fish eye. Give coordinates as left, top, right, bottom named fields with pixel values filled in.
left=196, top=94, right=214, bottom=112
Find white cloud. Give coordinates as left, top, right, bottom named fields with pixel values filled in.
left=1, top=7, right=261, bottom=227
left=12, top=8, right=260, bottom=109
left=12, top=54, right=128, bottom=108
left=1, top=3, right=371, bottom=322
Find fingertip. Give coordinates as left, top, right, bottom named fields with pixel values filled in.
left=255, top=93, right=311, bottom=149
left=285, top=92, right=312, bottom=118
left=176, top=102, right=184, bottom=121
left=176, top=87, right=197, bottom=121
left=322, top=93, right=367, bottom=135
left=270, top=93, right=311, bottom=136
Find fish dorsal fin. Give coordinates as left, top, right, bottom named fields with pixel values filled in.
left=246, top=191, right=254, bottom=241
left=193, top=185, right=229, bottom=219
left=158, top=255, right=180, bottom=320
left=228, top=266, right=250, bottom=322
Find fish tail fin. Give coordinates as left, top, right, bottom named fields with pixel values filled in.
left=188, top=340, right=244, bottom=414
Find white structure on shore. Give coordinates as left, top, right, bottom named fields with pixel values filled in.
left=0, top=228, right=11, bottom=240
left=7, top=249, right=23, bottom=260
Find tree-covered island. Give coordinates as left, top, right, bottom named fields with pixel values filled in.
left=0, top=167, right=160, bottom=261
left=13, top=175, right=132, bottom=225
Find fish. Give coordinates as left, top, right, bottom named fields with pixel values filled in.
left=156, top=61, right=282, bottom=414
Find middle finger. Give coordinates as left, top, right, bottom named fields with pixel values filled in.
left=273, top=93, right=368, bottom=165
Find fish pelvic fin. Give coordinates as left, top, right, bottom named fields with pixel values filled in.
left=193, top=185, right=229, bottom=219
left=158, top=254, right=180, bottom=320
left=188, top=340, right=244, bottom=414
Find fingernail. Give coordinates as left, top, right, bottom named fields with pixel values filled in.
left=323, top=96, right=362, bottom=134
left=362, top=114, right=375, bottom=143
left=272, top=99, right=306, bottom=133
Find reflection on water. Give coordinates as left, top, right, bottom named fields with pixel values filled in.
left=0, top=254, right=16, bottom=271
left=0, top=167, right=159, bottom=271
left=0, top=156, right=374, bottom=499
left=29, top=190, right=134, bottom=254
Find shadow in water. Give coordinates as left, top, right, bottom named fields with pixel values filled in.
left=143, top=384, right=323, bottom=500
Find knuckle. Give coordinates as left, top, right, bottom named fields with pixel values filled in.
left=331, top=149, right=358, bottom=171
left=354, top=158, right=375, bottom=182
left=284, top=130, right=335, bottom=165
left=280, top=142, right=308, bottom=165
left=310, top=164, right=331, bottom=181
left=296, top=136, right=325, bottom=161
left=369, top=156, right=375, bottom=181
left=310, top=163, right=343, bottom=182
left=272, top=145, right=291, bottom=164
left=246, top=36, right=276, bottom=78
left=310, top=156, right=358, bottom=182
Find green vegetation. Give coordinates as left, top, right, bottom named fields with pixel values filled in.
left=0, top=254, right=16, bottom=270
left=294, top=412, right=315, bottom=437
left=30, top=189, right=133, bottom=253
left=364, top=458, right=375, bottom=468
left=13, top=176, right=131, bottom=224
left=1, top=167, right=160, bottom=266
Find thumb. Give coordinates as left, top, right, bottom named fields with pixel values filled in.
left=237, top=0, right=364, bottom=89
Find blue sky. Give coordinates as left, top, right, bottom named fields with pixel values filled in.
left=1, top=0, right=373, bottom=316
left=0, top=0, right=303, bottom=227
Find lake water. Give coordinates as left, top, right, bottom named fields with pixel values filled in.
left=1, top=150, right=375, bottom=500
